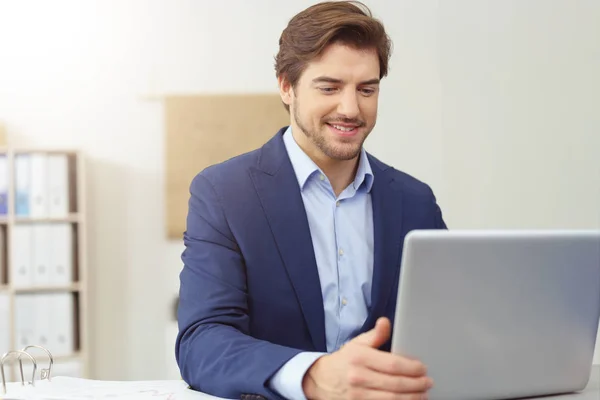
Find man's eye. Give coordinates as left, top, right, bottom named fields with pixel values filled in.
left=360, top=88, right=376, bottom=95
left=319, top=87, right=337, bottom=93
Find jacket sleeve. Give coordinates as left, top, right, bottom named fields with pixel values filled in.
left=175, top=172, right=302, bottom=400
left=430, top=187, right=448, bottom=229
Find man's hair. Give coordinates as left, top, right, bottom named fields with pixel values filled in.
left=275, top=1, right=392, bottom=111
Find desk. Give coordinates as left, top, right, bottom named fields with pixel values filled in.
left=201, top=366, right=600, bottom=400
left=2, top=366, right=597, bottom=399
left=196, top=365, right=599, bottom=399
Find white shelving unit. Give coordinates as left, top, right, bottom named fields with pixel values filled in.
left=0, top=148, right=88, bottom=380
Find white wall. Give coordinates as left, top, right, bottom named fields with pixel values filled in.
left=438, top=0, right=600, bottom=230
left=0, top=0, right=598, bottom=380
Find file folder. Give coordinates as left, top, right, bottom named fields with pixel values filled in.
left=10, top=225, right=33, bottom=288
left=50, top=293, right=74, bottom=357
left=33, top=295, right=51, bottom=349
left=0, top=155, right=7, bottom=215
left=14, top=154, right=30, bottom=217
left=29, top=154, right=48, bottom=218
left=48, top=223, right=73, bottom=286
left=14, top=295, right=35, bottom=350
left=47, top=154, right=69, bottom=218
left=32, top=225, right=51, bottom=286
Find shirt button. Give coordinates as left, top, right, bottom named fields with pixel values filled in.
left=341, top=298, right=348, bottom=306
left=336, top=201, right=340, bottom=207
left=338, top=248, right=344, bottom=256
left=319, top=174, right=325, bottom=181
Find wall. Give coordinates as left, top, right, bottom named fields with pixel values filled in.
left=0, top=0, right=598, bottom=379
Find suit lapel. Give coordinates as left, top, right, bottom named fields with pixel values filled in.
left=249, top=130, right=327, bottom=352
left=362, top=157, right=404, bottom=331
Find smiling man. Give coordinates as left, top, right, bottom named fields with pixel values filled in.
left=176, top=2, right=447, bottom=400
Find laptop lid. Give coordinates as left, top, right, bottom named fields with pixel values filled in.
left=391, top=230, right=600, bottom=400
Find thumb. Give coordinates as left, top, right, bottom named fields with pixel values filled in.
left=352, top=317, right=391, bottom=348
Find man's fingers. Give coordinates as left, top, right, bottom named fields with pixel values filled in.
left=349, top=348, right=427, bottom=377
left=352, top=317, right=391, bottom=348
left=348, top=367, right=433, bottom=394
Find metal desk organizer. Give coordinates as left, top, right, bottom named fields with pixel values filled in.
left=0, top=345, right=54, bottom=395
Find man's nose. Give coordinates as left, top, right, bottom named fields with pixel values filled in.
left=337, top=90, right=360, bottom=119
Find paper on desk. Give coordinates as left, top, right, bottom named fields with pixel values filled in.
left=1, top=377, right=234, bottom=400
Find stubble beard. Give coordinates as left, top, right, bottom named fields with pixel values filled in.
left=293, top=102, right=369, bottom=161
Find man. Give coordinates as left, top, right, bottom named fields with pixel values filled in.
left=176, top=2, right=447, bottom=399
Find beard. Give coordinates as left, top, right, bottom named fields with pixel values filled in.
left=293, top=100, right=371, bottom=161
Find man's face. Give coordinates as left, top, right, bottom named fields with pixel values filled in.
left=280, top=43, right=380, bottom=162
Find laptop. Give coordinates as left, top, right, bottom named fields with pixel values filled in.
left=391, top=229, right=600, bottom=400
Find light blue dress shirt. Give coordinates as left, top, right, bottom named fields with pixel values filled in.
left=269, top=127, right=375, bottom=400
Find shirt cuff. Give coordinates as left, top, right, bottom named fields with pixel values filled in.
left=269, top=352, right=326, bottom=400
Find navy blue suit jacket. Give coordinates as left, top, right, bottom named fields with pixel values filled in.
left=175, top=127, right=447, bottom=399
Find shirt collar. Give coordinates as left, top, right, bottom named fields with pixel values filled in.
left=282, top=126, right=374, bottom=192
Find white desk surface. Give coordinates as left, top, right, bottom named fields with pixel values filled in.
left=3, top=366, right=597, bottom=399
left=194, top=366, right=600, bottom=399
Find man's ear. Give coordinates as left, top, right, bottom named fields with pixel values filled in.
left=278, top=75, right=293, bottom=107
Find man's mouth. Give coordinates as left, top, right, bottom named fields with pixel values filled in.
left=329, top=124, right=356, bottom=132
left=325, top=122, right=362, bottom=135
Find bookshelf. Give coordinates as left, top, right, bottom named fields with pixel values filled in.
left=0, top=148, right=88, bottom=381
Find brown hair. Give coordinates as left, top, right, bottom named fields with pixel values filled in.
left=275, top=1, right=392, bottom=111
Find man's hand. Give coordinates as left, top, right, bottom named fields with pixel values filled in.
left=302, top=317, right=433, bottom=400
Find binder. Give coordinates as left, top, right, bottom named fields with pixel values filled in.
left=0, top=346, right=227, bottom=399
left=47, top=154, right=69, bottom=218
left=1, top=345, right=54, bottom=395
left=0, top=155, right=7, bottom=215
left=31, top=225, right=51, bottom=286
left=49, top=293, right=74, bottom=357
left=33, top=295, right=51, bottom=349
left=29, top=154, right=48, bottom=218
left=10, top=225, right=33, bottom=288
left=14, top=295, right=35, bottom=350
left=48, top=223, right=73, bottom=286
left=14, top=154, right=30, bottom=217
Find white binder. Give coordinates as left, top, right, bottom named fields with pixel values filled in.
left=14, top=295, right=35, bottom=350
left=33, top=295, right=51, bottom=350
left=31, top=225, right=51, bottom=287
left=49, top=293, right=74, bottom=357
left=10, top=225, right=33, bottom=288
left=48, top=223, right=73, bottom=286
left=0, top=155, right=8, bottom=215
left=29, top=154, right=48, bottom=218
left=47, top=155, right=69, bottom=218
left=14, top=154, right=31, bottom=217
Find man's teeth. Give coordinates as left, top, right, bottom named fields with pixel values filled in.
left=331, top=124, right=355, bottom=132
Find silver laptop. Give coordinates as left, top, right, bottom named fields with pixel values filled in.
left=391, top=230, right=600, bottom=400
